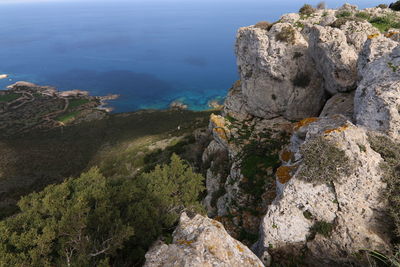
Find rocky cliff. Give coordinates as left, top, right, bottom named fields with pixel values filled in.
left=145, top=3, right=400, bottom=266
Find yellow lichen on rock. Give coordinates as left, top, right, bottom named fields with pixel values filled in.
left=368, top=33, right=380, bottom=39
left=276, top=165, right=295, bottom=184
left=177, top=239, right=194, bottom=246
left=210, top=113, right=226, bottom=128
left=324, top=124, right=349, bottom=135
left=210, top=113, right=230, bottom=141
left=236, top=244, right=244, bottom=253
left=214, top=127, right=228, bottom=140
left=384, top=32, right=399, bottom=38
left=293, top=117, right=319, bottom=130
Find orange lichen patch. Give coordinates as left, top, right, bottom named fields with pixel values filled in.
left=385, top=32, right=399, bottom=38
left=276, top=165, right=295, bottom=184
left=177, top=239, right=194, bottom=246
left=211, top=220, right=223, bottom=229
left=280, top=149, right=294, bottom=162
left=210, top=113, right=226, bottom=128
left=368, top=33, right=380, bottom=39
left=236, top=244, right=244, bottom=253
left=293, top=117, right=318, bottom=130
left=324, top=124, right=349, bottom=135
left=213, top=127, right=228, bottom=140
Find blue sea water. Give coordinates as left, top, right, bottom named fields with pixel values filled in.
left=0, top=0, right=384, bottom=112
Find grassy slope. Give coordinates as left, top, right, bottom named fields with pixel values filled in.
left=0, top=109, right=214, bottom=218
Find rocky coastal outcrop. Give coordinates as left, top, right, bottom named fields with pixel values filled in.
left=146, top=3, right=400, bottom=266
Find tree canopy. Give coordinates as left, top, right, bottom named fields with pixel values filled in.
left=0, top=154, right=204, bottom=266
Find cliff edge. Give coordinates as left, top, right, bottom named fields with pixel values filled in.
left=145, top=3, right=400, bottom=266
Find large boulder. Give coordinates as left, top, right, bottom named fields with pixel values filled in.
left=319, top=92, right=354, bottom=120
left=144, top=213, right=265, bottom=267
left=235, top=23, right=325, bottom=120
left=307, top=25, right=359, bottom=94
left=355, top=37, right=400, bottom=140
left=255, top=116, right=392, bottom=266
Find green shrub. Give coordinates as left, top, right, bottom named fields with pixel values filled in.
left=377, top=4, right=388, bottom=8
left=298, top=136, right=354, bottom=184
left=276, top=26, right=296, bottom=44
left=310, top=221, right=334, bottom=237
left=0, top=154, right=205, bottom=266
left=303, top=210, right=313, bottom=220
left=254, top=21, right=272, bottom=31
left=292, top=73, right=311, bottom=88
left=0, top=168, right=134, bottom=266
left=239, top=130, right=289, bottom=202
left=390, top=1, right=400, bottom=11
left=336, top=10, right=352, bottom=18
left=299, top=4, right=316, bottom=16
left=355, top=12, right=371, bottom=20
left=369, top=14, right=400, bottom=32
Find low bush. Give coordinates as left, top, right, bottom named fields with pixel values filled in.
left=276, top=26, right=296, bottom=44
left=369, top=14, right=400, bottom=32
left=299, top=4, right=316, bottom=16
left=254, top=21, right=272, bottom=31
left=377, top=4, right=388, bottom=8
left=239, top=130, right=289, bottom=203
left=316, top=1, right=326, bottom=9
left=355, top=11, right=371, bottom=20
left=310, top=221, right=334, bottom=237
left=390, top=1, right=400, bottom=11
left=298, top=136, right=354, bottom=184
left=336, top=10, right=352, bottom=18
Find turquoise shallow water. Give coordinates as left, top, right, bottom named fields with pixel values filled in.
left=0, top=0, right=383, bottom=112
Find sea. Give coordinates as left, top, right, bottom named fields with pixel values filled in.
left=0, top=0, right=384, bottom=113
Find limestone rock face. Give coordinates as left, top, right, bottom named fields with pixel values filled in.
left=340, top=21, right=379, bottom=52
left=235, top=23, right=325, bottom=120
left=223, top=81, right=250, bottom=121
left=319, top=92, right=354, bottom=120
left=255, top=117, right=392, bottom=265
left=357, top=35, right=398, bottom=74
left=355, top=40, right=400, bottom=140
left=144, top=213, right=265, bottom=267
left=307, top=25, right=358, bottom=94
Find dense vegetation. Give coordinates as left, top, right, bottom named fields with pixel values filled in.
left=0, top=154, right=204, bottom=266
left=0, top=110, right=212, bottom=219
